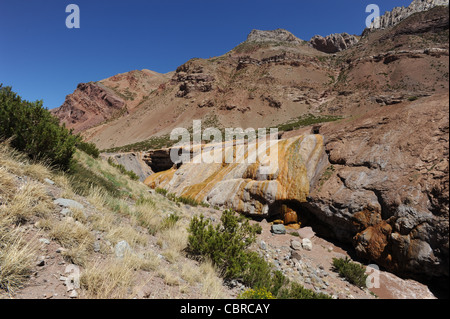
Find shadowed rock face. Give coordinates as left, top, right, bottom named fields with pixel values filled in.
left=144, top=135, right=328, bottom=217
left=310, top=33, right=359, bottom=53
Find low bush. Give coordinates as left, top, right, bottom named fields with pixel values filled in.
left=0, top=85, right=78, bottom=170
left=187, top=210, right=328, bottom=299
left=332, top=257, right=368, bottom=288
left=77, top=141, right=100, bottom=158
left=279, top=282, right=332, bottom=299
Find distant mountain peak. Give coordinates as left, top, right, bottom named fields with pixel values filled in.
left=246, top=28, right=303, bottom=44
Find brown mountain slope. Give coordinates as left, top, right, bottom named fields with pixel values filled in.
left=51, top=69, right=171, bottom=134
left=52, top=5, right=448, bottom=152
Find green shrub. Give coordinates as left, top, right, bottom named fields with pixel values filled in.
left=161, top=213, right=180, bottom=230
left=77, top=141, right=100, bottom=158
left=332, top=257, right=368, bottom=288
left=187, top=210, right=330, bottom=299
left=279, top=282, right=332, bottom=299
left=0, top=85, right=78, bottom=170
left=187, top=210, right=265, bottom=284
left=155, top=188, right=168, bottom=196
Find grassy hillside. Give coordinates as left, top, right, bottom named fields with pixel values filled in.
left=0, top=141, right=228, bottom=298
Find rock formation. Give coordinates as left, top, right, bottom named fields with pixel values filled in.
left=246, top=28, right=304, bottom=44
left=51, top=82, right=126, bottom=134
left=102, top=152, right=154, bottom=182
left=144, top=135, right=328, bottom=218
left=368, top=0, right=449, bottom=31
left=310, top=33, right=360, bottom=54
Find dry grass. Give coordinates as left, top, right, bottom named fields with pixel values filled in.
left=48, top=218, right=94, bottom=250
left=180, top=259, right=227, bottom=299
left=0, top=220, right=37, bottom=294
left=1, top=181, right=54, bottom=225
left=198, top=261, right=227, bottom=299
left=86, top=186, right=108, bottom=211
left=0, top=141, right=232, bottom=299
left=158, top=226, right=188, bottom=263
left=80, top=252, right=158, bottom=299
left=104, top=224, right=147, bottom=248
left=0, top=167, right=16, bottom=201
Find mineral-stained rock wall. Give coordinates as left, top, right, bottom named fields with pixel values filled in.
left=144, top=135, right=329, bottom=217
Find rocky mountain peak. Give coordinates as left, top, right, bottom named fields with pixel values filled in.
left=368, top=0, right=449, bottom=30
left=246, top=28, right=303, bottom=44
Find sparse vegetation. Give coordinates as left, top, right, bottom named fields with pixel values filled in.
left=273, top=114, right=342, bottom=133
left=187, top=210, right=331, bottom=299
left=103, top=134, right=177, bottom=153
left=332, top=257, right=368, bottom=288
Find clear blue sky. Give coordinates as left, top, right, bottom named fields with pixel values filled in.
left=0, top=0, right=412, bottom=109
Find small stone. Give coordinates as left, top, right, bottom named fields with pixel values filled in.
left=36, top=258, right=45, bottom=267
left=115, top=240, right=131, bottom=259
left=56, top=247, right=68, bottom=254
left=93, top=241, right=101, bottom=253
left=69, top=290, right=78, bottom=298
left=271, top=224, right=286, bottom=235
left=44, top=178, right=55, bottom=185
left=302, top=238, right=313, bottom=251
left=39, top=238, right=51, bottom=245
left=54, top=198, right=84, bottom=210
left=259, top=240, right=267, bottom=250
left=290, top=239, right=302, bottom=251
left=298, top=227, right=315, bottom=239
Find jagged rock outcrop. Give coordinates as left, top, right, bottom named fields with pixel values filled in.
left=310, top=33, right=360, bottom=54
left=368, top=0, right=449, bottom=31
left=144, top=135, right=328, bottom=217
left=52, top=82, right=126, bottom=133
left=246, top=28, right=304, bottom=44
left=172, top=61, right=215, bottom=98
left=306, top=94, right=449, bottom=282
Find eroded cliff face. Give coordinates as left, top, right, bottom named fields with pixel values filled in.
left=144, top=135, right=328, bottom=218
left=52, top=82, right=126, bottom=134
